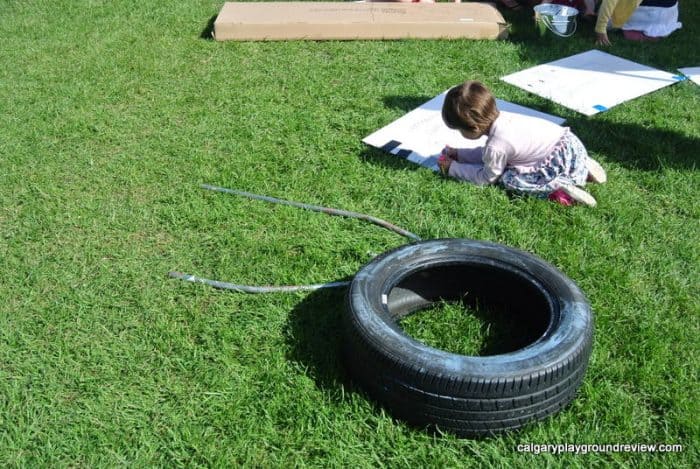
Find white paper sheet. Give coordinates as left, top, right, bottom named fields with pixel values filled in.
left=362, top=92, right=565, bottom=172
left=501, top=50, right=684, bottom=116
left=678, top=67, right=700, bottom=86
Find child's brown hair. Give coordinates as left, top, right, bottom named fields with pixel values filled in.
left=441, top=81, right=499, bottom=137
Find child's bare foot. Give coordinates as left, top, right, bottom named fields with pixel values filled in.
left=623, top=30, right=661, bottom=42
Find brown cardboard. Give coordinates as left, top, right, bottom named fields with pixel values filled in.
left=213, top=2, right=508, bottom=41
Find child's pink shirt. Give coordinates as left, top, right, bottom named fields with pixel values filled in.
left=447, top=111, right=567, bottom=186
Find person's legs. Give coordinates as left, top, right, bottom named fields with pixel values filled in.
left=623, top=30, right=662, bottom=41
left=498, top=132, right=599, bottom=206
left=546, top=132, right=598, bottom=206
left=498, top=0, right=523, bottom=11
left=581, top=0, right=596, bottom=15
left=500, top=169, right=597, bottom=206
left=559, top=132, right=589, bottom=187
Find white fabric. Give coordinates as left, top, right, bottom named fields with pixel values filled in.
left=622, top=3, right=682, bottom=37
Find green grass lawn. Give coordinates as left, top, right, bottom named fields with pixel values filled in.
left=1, top=0, right=698, bottom=466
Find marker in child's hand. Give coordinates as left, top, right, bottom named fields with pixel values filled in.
left=441, top=145, right=456, bottom=160
left=438, top=147, right=450, bottom=175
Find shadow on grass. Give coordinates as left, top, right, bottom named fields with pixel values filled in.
left=358, top=146, right=427, bottom=173
left=283, top=285, right=354, bottom=397
left=200, top=14, right=217, bottom=40
left=283, top=285, right=426, bottom=433
left=382, top=95, right=433, bottom=113
left=568, top=116, right=699, bottom=170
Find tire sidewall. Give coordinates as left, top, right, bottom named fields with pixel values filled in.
left=347, top=238, right=593, bottom=380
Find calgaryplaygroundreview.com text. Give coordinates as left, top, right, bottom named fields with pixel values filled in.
left=516, top=443, right=684, bottom=455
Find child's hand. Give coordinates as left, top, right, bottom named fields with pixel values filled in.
left=441, top=146, right=458, bottom=161
left=438, top=154, right=452, bottom=175
left=595, top=32, right=611, bottom=46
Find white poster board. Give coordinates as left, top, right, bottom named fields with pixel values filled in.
left=362, top=92, right=565, bottom=172
left=678, top=67, right=700, bottom=86
left=501, top=50, right=685, bottom=116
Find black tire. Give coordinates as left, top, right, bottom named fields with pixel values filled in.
left=343, top=239, right=594, bottom=437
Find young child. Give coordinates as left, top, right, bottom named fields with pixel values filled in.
left=439, top=81, right=606, bottom=207
left=595, top=0, right=643, bottom=45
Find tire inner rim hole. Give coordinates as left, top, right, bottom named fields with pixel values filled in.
left=387, top=263, right=553, bottom=356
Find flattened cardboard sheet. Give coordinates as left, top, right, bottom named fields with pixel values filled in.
left=678, top=67, right=700, bottom=86
left=362, top=92, right=565, bottom=172
left=213, top=2, right=508, bottom=41
left=501, top=50, right=684, bottom=116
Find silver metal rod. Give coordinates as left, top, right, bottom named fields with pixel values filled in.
left=200, top=184, right=422, bottom=242
left=169, top=185, right=421, bottom=294
left=169, top=271, right=351, bottom=293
